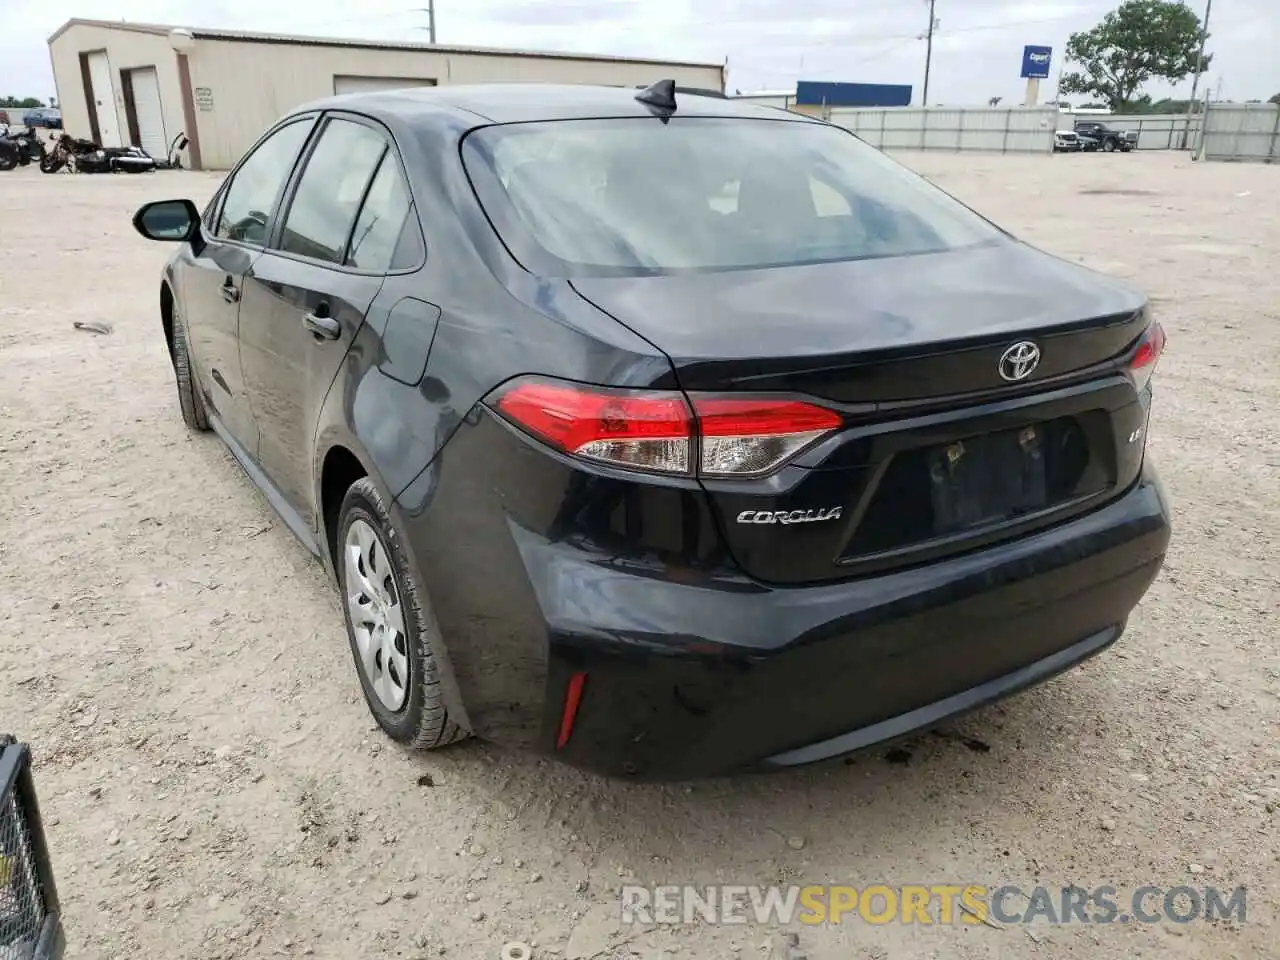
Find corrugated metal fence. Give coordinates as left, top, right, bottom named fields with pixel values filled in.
left=824, top=106, right=1057, bottom=154
left=1198, top=102, right=1280, bottom=163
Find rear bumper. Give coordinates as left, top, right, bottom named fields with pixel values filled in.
left=392, top=400, right=1169, bottom=780
left=511, top=463, right=1169, bottom=779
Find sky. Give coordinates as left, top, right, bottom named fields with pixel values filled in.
left=1, top=0, right=1274, bottom=107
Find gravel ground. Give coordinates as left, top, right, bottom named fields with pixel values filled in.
left=1, top=151, right=1277, bottom=960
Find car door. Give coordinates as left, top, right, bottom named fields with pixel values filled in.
left=236, top=114, right=412, bottom=527
left=176, top=116, right=317, bottom=453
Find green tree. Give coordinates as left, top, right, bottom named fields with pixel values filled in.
left=1115, top=94, right=1202, bottom=114
left=1269, top=93, right=1280, bottom=105
left=0, top=96, right=46, bottom=108
left=1060, top=0, right=1209, bottom=112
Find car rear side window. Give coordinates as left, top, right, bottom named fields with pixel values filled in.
left=279, top=117, right=388, bottom=264
left=463, top=117, right=1004, bottom=277
left=345, top=154, right=422, bottom=272
left=215, top=118, right=314, bottom=245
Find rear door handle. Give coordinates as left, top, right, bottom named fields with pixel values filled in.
left=220, top=277, right=239, bottom=303
left=303, top=310, right=341, bottom=340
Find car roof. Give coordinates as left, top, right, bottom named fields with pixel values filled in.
left=292, top=83, right=818, bottom=127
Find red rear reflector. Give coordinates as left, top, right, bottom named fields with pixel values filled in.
left=555, top=672, right=588, bottom=750
left=1128, top=322, right=1166, bottom=391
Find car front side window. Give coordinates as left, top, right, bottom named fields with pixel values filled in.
left=278, top=117, right=388, bottom=265
left=215, top=119, right=316, bottom=246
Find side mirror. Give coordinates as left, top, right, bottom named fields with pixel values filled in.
left=132, top=198, right=200, bottom=242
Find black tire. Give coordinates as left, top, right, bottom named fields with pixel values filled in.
left=171, top=306, right=209, bottom=431
left=0, top=150, right=15, bottom=172
left=1102, top=139, right=1116, bottom=153
left=337, top=478, right=471, bottom=751
left=39, top=155, right=65, bottom=174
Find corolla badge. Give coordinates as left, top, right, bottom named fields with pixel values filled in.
left=998, top=340, right=1041, bottom=382
left=736, top=508, right=843, bottom=525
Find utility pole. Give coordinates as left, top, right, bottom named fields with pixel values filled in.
left=921, top=0, right=937, bottom=106
left=414, top=2, right=437, bottom=43
left=1181, top=0, right=1212, bottom=148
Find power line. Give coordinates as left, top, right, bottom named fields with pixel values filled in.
left=293, top=6, right=1085, bottom=45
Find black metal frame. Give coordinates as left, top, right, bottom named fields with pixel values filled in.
left=0, top=736, right=64, bottom=960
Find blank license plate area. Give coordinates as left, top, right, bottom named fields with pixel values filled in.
left=928, top=424, right=1049, bottom=534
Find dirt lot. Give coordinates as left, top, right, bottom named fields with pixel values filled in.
left=1, top=151, right=1277, bottom=960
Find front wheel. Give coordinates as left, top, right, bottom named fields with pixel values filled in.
left=0, top=150, right=15, bottom=172
left=337, top=479, right=471, bottom=751
left=1103, top=139, right=1117, bottom=153
left=39, top=155, right=65, bottom=174
left=170, top=306, right=209, bottom=432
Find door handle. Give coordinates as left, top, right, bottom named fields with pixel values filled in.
left=303, top=310, right=341, bottom=340
left=220, top=277, right=239, bottom=304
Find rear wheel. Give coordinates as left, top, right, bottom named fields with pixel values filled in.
left=337, top=479, right=471, bottom=750
left=0, top=149, right=15, bottom=172
left=171, top=306, right=209, bottom=432
left=39, top=155, right=65, bottom=174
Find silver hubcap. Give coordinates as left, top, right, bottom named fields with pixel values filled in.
left=345, top=519, right=409, bottom=712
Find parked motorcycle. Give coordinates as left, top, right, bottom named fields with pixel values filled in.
left=5, top=127, right=47, bottom=164
left=40, top=132, right=157, bottom=174
left=0, top=124, right=39, bottom=169
left=153, top=131, right=190, bottom=170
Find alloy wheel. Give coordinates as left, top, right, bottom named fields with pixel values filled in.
left=344, top=518, right=409, bottom=712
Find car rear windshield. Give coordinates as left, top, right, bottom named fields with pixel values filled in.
left=462, top=117, right=1005, bottom=276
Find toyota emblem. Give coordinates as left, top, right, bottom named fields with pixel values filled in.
left=998, top=341, right=1041, bottom=381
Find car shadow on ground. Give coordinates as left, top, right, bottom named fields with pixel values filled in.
left=414, top=668, right=1107, bottom=881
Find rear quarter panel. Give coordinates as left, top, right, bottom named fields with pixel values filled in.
left=310, top=110, right=676, bottom=555
left=318, top=113, right=676, bottom=502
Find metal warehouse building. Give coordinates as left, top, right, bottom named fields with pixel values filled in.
left=47, top=19, right=725, bottom=170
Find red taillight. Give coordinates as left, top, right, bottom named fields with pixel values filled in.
left=496, top=380, right=692, bottom=474
left=555, top=672, right=587, bottom=750
left=1128, top=321, right=1166, bottom=392
left=691, top=396, right=843, bottom=477
left=493, top=377, right=844, bottom=478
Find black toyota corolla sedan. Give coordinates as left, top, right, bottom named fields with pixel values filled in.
left=132, top=81, right=1171, bottom=779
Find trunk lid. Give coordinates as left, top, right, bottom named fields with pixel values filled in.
left=571, top=240, right=1147, bottom=400
left=572, top=241, right=1152, bottom=585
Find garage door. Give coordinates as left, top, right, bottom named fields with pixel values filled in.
left=333, top=76, right=437, bottom=96
left=86, top=51, right=121, bottom=147
left=130, top=67, right=167, bottom=159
